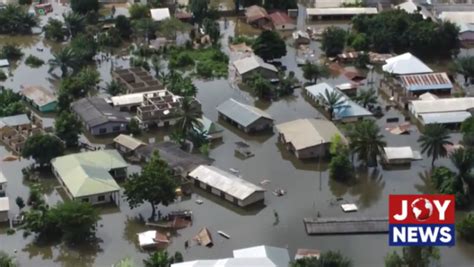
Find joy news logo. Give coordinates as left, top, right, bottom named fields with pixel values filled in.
left=389, top=194, right=455, bottom=246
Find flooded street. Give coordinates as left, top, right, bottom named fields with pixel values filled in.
left=1, top=11, right=474, bottom=267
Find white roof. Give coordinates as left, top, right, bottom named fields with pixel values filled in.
left=172, top=245, right=290, bottom=267
left=110, top=90, right=166, bottom=107
left=341, top=203, right=358, bottom=212
left=384, top=146, right=414, bottom=160
left=307, top=7, right=378, bottom=16
left=292, top=30, right=310, bottom=40
left=418, top=92, right=439, bottom=101
left=276, top=118, right=346, bottom=151
left=150, top=8, right=170, bottom=21
left=0, top=197, right=9, bottom=212
left=313, top=0, right=357, bottom=8
left=382, top=53, right=433, bottom=75
left=189, top=165, right=264, bottom=201
left=137, top=230, right=157, bottom=247
left=0, top=171, right=6, bottom=184
left=233, top=55, right=278, bottom=75
left=113, top=134, right=145, bottom=150
left=439, top=11, right=474, bottom=26
left=0, top=59, right=9, bottom=67
left=396, top=1, right=432, bottom=19
left=420, top=111, right=472, bottom=125
left=410, top=97, right=474, bottom=114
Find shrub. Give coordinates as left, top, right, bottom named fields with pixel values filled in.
left=457, top=213, right=474, bottom=242
left=0, top=70, right=6, bottom=81
left=1, top=44, right=23, bottom=60
left=196, top=62, right=213, bottom=78
left=25, top=55, right=44, bottom=68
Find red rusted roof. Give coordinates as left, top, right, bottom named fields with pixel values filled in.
left=268, top=11, right=294, bottom=26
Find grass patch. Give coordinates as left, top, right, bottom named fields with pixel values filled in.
left=168, top=47, right=228, bottom=78
left=230, top=35, right=256, bottom=46
left=25, top=55, right=44, bottom=68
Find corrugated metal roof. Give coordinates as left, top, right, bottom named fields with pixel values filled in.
left=306, top=7, right=378, bottom=16
left=197, top=116, right=223, bottom=135
left=276, top=118, right=346, bottom=150
left=439, top=11, right=474, bottom=26
left=245, top=5, right=268, bottom=22
left=217, top=98, right=273, bottom=127
left=400, top=72, right=452, bottom=91
left=72, top=97, right=129, bottom=128
left=0, top=114, right=30, bottom=127
left=420, top=111, right=472, bottom=125
left=0, top=59, right=9, bottom=67
left=0, top=197, right=9, bottom=212
left=150, top=8, right=170, bottom=21
left=410, top=97, right=474, bottom=114
left=51, top=150, right=126, bottom=198
left=21, top=85, right=57, bottom=107
left=382, top=53, right=433, bottom=75
left=268, top=11, right=294, bottom=26
left=384, top=146, right=414, bottom=160
left=418, top=92, right=439, bottom=101
left=233, top=55, right=278, bottom=75
left=233, top=246, right=290, bottom=267
left=189, top=165, right=264, bottom=201
left=113, top=134, right=145, bottom=151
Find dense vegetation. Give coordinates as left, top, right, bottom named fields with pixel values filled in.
left=291, top=250, right=352, bottom=267
left=352, top=10, right=459, bottom=58
left=25, top=55, right=44, bottom=67
left=385, top=246, right=440, bottom=267
left=0, top=5, right=38, bottom=34
left=22, top=134, right=65, bottom=166
left=0, top=89, right=24, bottom=117
left=168, top=47, right=228, bottom=78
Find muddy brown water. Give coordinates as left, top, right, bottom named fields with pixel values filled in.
left=0, top=15, right=474, bottom=267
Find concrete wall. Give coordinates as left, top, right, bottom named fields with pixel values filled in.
left=275, top=23, right=296, bottom=31
left=77, top=193, right=116, bottom=205
left=0, top=210, right=8, bottom=222
left=90, top=121, right=127, bottom=136
left=296, top=144, right=328, bottom=159
left=238, top=191, right=264, bottom=207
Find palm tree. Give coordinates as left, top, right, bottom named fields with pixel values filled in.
left=132, top=18, right=157, bottom=44
left=48, top=47, right=77, bottom=77
left=105, top=80, right=125, bottom=96
left=175, top=96, right=202, bottom=136
left=348, top=120, right=386, bottom=167
left=418, top=124, right=452, bottom=167
left=143, top=251, right=172, bottom=267
left=355, top=88, right=377, bottom=108
left=450, top=148, right=474, bottom=195
left=302, top=62, right=329, bottom=83
left=318, top=89, right=345, bottom=121
left=63, top=12, right=85, bottom=38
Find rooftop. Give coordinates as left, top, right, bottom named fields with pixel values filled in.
left=382, top=53, right=433, bottom=75
left=410, top=97, right=474, bottom=114
left=20, top=85, right=57, bottom=108
left=383, top=146, right=414, bottom=160
left=276, top=118, right=347, bottom=151
left=419, top=111, right=472, bottom=125
left=113, top=134, right=145, bottom=151
left=399, top=72, right=452, bottom=91
left=71, top=97, right=129, bottom=128
left=51, top=150, right=127, bottom=198
left=268, top=11, right=293, bottom=26
left=306, top=7, right=378, bottom=16
left=396, top=0, right=432, bottom=20
left=112, top=67, right=163, bottom=93
left=217, top=98, right=273, bottom=127
left=0, top=114, right=31, bottom=128
left=150, top=8, right=170, bottom=21
left=233, top=54, right=278, bottom=75
left=439, top=11, right=474, bottom=26
left=0, top=59, right=8, bottom=67
left=197, top=116, right=223, bottom=135
left=189, top=165, right=265, bottom=201
left=110, top=90, right=165, bottom=107
left=245, top=5, right=268, bottom=23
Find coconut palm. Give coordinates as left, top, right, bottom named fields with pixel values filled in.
left=302, top=62, right=329, bottom=83
left=318, top=89, right=345, bottom=121
left=48, top=47, right=77, bottom=77
left=63, top=12, right=85, bottom=38
left=450, top=148, right=474, bottom=195
left=348, top=120, right=386, bottom=167
left=175, top=96, right=202, bottom=136
left=355, top=88, right=377, bottom=108
left=143, top=251, right=172, bottom=267
left=105, top=80, right=125, bottom=96
left=418, top=124, right=453, bottom=167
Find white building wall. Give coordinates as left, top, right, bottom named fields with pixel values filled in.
left=77, top=193, right=116, bottom=205
left=238, top=191, right=265, bottom=207
left=0, top=210, right=8, bottom=222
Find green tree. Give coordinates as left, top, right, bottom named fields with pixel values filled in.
left=450, top=148, right=474, bottom=195
left=418, top=124, right=452, bottom=167
left=55, top=112, right=82, bottom=148
left=115, top=15, right=133, bottom=39
left=318, top=89, right=345, bottom=121
left=48, top=47, right=77, bottom=77
left=175, top=96, right=202, bottom=135
left=70, top=0, right=99, bottom=14
left=129, top=4, right=149, bottom=20
left=63, top=12, right=85, bottom=38
left=189, top=0, right=209, bottom=25
left=349, top=33, right=368, bottom=51
left=123, top=152, right=177, bottom=220
left=461, top=117, right=474, bottom=147
left=0, top=251, right=16, bottom=267
left=15, top=196, right=25, bottom=211
left=347, top=120, right=386, bottom=167
left=144, top=251, right=173, bottom=267
left=157, top=17, right=189, bottom=40
left=132, top=18, right=158, bottom=44
left=22, top=134, right=64, bottom=166
left=0, top=89, right=25, bottom=117
left=321, top=26, right=347, bottom=57
left=292, top=250, right=352, bottom=267
left=264, top=0, right=297, bottom=10
left=127, top=118, right=141, bottom=136
left=105, top=80, right=125, bottom=96
left=25, top=55, right=44, bottom=67
left=455, top=56, right=474, bottom=85
left=431, top=167, right=468, bottom=208
left=1, top=44, right=23, bottom=60
left=329, top=135, right=352, bottom=181
left=302, top=62, right=329, bottom=83
left=43, top=18, right=68, bottom=41
left=457, top=213, right=474, bottom=243
left=0, top=4, right=38, bottom=34
left=203, top=18, right=220, bottom=46
left=247, top=73, right=274, bottom=99
left=252, top=30, right=287, bottom=61
left=355, top=88, right=377, bottom=108
left=70, top=34, right=98, bottom=65
left=385, top=246, right=439, bottom=267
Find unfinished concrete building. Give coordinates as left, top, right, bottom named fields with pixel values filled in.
left=112, top=67, right=163, bottom=93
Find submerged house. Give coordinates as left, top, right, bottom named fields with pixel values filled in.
left=51, top=150, right=128, bottom=205
left=276, top=118, right=347, bottom=159
left=188, top=165, right=265, bottom=207
left=382, top=53, right=433, bottom=75
left=0, top=197, right=9, bottom=222
left=269, top=11, right=296, bottom=31
left=398, top=72, right=452, bottom=97
left=233, top=55, right=278, bottom=82
left=383, top=146, right=421, bottom=164
left=409, top=97, right=474, bottom=128
left=20, top=85, right=57, bottom=113
left=113, top=134, right=145, bottom=154
left=72, top=97, right=130, bottom=136
left=196, top=116, right=223, bottom=140
left=217, top=98, right=273, bottom=133
left=245, top=5, right=271, bottom=29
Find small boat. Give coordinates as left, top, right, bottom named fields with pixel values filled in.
left=229, top=168, right=239, bottom=174
left=217, top=231, right=231, bottom=239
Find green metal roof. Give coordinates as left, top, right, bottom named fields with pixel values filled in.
left=51, top=150, right=127, bottom=198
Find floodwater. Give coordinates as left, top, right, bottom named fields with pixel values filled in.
left=1, top=6, right=474, bottom=267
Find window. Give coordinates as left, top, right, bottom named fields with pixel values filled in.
left=98, top=195, right=105, bottom=202
left=99, top=128, right=107, bottom=134
left=112, top=126, right=120, bottom=132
